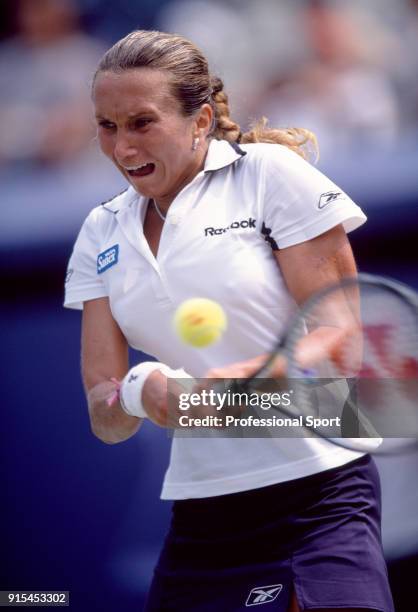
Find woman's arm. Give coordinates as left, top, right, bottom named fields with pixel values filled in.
left=82, top=297, right=141, bottom=444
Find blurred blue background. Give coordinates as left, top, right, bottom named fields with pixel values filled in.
left=1, top=0, right=417, bottom=610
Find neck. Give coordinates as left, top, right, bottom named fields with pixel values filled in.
left=153, top=142, right=209, bottom=213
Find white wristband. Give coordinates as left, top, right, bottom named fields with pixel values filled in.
left=119, top=362, right=171, bottom=418
left=119, top=362, right=193, bottom=418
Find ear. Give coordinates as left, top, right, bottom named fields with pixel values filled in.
left=194, top=103, right=213, bottom=139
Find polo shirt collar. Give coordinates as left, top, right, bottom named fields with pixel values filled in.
left=203, top=138, right=246, bottom=172
left=101, top=186, right=137, bottom=213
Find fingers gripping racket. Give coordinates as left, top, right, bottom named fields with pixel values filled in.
left=235, top=274, right=418, bottom=454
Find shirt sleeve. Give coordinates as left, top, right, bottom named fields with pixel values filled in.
left=261, top=145, right=367, bottom=250
left=64, top=210, right=108, bottom=310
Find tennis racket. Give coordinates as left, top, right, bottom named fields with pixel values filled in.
left=232, top=273, right=418, bottom=454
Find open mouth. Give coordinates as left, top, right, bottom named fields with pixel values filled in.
left=126, top=163, right=155, bottom=177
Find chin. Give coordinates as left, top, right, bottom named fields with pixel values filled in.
left=131, top=185, right=150, bottom=198
left=128, top=178, right=153, bottom=196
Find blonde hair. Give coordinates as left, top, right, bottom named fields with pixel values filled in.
left=94, top=30, right=318, bottom=161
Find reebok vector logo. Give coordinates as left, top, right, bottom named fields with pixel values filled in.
left=65, top=268, right=74, bottom=284
left=204, top=217, right=256, bottom=236
left=245, top=584, right=283, bottom=606
left=318, top=191, right=346, bottom=209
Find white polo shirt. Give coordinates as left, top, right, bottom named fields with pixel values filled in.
left=65, top=139, right=367, bottom=499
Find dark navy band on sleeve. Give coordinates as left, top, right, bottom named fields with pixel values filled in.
left=261, top=222, right=279, bottom=251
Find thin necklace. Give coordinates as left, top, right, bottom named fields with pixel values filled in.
left=152, top=199, right=166, bottom=221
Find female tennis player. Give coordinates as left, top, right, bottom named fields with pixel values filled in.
left=64, top=30, right=394, bottom=611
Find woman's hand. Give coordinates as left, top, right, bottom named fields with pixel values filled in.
left=141, top=369, right=170, bottom=427
left=202, top=353, right=287, bottom=381
left=191, top=354, right=288, bottom=418
left=142, top=370, right=198, bottom=428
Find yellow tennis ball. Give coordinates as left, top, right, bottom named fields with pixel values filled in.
left=173, top=298, right=227, bottom=348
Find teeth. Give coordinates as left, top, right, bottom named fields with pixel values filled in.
left=124, top=163, right=150, bottom=171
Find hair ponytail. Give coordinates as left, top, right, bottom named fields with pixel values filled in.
left=209, top=76, right=318, bottom=160
left=240, top=118, right=319, bottom=161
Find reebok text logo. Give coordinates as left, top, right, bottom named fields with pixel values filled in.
left=204, top=217, right=256, bottom=236
left=245, top=584, right=283, bottom=606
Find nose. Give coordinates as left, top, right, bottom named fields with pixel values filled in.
left=113, top=130, right=138, bottom=165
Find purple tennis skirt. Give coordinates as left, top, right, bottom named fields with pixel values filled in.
left=145, top=455, right=394, bottom=611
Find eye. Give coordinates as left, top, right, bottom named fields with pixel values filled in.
left=97, top=120, right=116, bottom=130
left=133, top=118, right=152, bottom=130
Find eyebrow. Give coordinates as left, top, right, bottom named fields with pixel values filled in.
left=95, top=109, right=156, bottom=121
